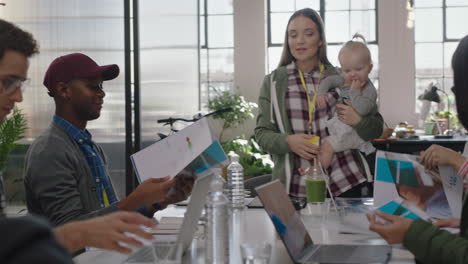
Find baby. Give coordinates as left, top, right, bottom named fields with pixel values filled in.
left=317, top=34, right=377, bottom=169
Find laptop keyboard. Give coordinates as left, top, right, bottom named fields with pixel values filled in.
left=125, top=246, right=155, bottom=263
left=309, top=245, right=391, bottom=263
left=125, top=243, right=173, bottom=263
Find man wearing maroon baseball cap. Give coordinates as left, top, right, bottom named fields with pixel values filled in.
left=43, top=53, right=119, bottom=98
left=24, top=53, right=194, bottom=228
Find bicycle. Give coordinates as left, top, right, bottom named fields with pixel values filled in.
left=156, top=107, right=232, bottom=140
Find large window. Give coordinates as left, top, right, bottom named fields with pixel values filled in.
left=199, top=0, right=234, bottom=107
left=267, top=0, right=379, bottom=86
left=414, top=0, right=468, bottom=113
left=0, top=0, right=199, bottom=205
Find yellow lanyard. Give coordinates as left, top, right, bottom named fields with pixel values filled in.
left=298, top=63, right=325, bottom=130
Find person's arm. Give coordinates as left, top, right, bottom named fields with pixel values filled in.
left=53, top=211, right=155, bottom=254
left=24, top=143, right=119, bottom=226
left=254, top=74, right=290, bottom=155
left=116, top=177, right=175, bottom=212
left=317, top=75, right=344, bottom=95
left=348, top=80, right=378, bottom=116
left=255, top=74, right=318, bottom=160
left=420, top=144, right=467, bottom=171
left=336, top=102, right=383, bottom=142
left=404, top=219, right=468, bottom=263
left=25, top=142, right=173, bottom=226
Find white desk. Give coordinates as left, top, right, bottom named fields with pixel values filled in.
left=74, top=206, right=415, bottom=264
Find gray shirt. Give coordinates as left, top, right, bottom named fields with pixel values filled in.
left=317, top=75, right=377, bottom=116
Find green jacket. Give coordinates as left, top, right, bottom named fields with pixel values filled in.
left=255, top=65, right=383, bottom=190
left=404, top=196, right=468, bottom=263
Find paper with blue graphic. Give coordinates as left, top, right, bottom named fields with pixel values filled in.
left=374, top=151, right=462, bottom=220
left=131, top=118, right=228, bottom=181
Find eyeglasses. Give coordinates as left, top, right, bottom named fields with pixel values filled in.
left=0, top=77, right=29, bottom=95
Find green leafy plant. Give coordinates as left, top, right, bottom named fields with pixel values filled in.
left=207, top=87, right=272, bottom=177
left=0, top=108, right=27, bottom=172
left=222, top=136, right=273, bottom=178
left=432, top=110, right=459, bottom=130
left=207, top=87, right=257, bottom=141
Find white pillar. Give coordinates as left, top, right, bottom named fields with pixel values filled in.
left=228, top=0, right=266, bottom=139
left=378, top=0, right=418, bottom=128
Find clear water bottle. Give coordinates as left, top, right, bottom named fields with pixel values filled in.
left=227, top=153, right=245, bottom=209
left=205, top=173, right=229, bottom=264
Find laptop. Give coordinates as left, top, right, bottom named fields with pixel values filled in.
left=125, top=173, right=213, bottom=263
left=255, top=180, right=392, bottom=264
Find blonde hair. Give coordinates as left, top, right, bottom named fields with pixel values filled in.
left=338, top=33, right=372, bottom=64
left=278, top=8, right=331, bottom=68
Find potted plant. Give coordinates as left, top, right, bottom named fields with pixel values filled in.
left=207, top=87, right=272, bottom=179
left=432, top=110, right=459, bottom=134
left=207, top=87, right=257, bottom=141
left=0, top=107, right=27, bottom=215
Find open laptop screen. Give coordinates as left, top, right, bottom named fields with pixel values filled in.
left=256, top=180, right=313, bottom=261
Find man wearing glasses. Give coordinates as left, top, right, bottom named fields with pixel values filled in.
left=0, top=19, right=163, bottom=263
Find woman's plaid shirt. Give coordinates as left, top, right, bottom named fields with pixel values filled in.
left=285, top=62, right=366, bottom=197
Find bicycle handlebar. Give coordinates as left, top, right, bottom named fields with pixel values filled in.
left=157, top=117, right=196, bottom=124
left=157, top=107, right=232, bottom=125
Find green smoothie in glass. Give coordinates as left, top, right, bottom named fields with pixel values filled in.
left=306, top=178, right=326, bottom=203
left=305, top=158, right=326, bottom=203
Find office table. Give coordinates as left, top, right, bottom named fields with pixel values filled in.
left=74, top=205, right=415, bottom=264
left=372, top=136, right=467, bottom=154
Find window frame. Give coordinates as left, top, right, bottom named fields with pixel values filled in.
left=413, top=0, right=468, bottom=113
left=199, top=0, right=234, bottom=104
left=266, top=0, right=379, bottom=48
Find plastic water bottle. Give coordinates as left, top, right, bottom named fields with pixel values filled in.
left=227, top=153, right=245, bottom=208
left=205, top=173, right=229, bottom=264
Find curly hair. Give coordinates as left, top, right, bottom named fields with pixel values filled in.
left=0, top=19, right=39, bottom=60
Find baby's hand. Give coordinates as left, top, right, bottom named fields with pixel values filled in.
left=316, top=95, right=328, bottom=109
left=350, top=79, right=367, bottom=90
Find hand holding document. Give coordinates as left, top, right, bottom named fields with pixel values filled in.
left=131, top=118, right=228, bottom=182
left=374, top=151, right=463, bottom=221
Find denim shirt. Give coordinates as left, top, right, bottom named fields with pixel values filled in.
left=53, top=115, right=117, bottom=207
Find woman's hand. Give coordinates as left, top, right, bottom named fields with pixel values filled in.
left=420, top=144, right=466, bottom=171
left=336, top=101, right=362, bottom=126
left=316, top=95, right=329, bottom=109
left=287, top=134, right=319, bottom=160
left=434, top=218, right=461, bottom=228
left=367, top=211, right=413, bottom=244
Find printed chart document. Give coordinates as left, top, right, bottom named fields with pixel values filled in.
left=374, top=151, right=463, bottom=220
left=131, top=118, right=227, bottom=182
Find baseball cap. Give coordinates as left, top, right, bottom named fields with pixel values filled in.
left=43, top=53, right=119, bottom=97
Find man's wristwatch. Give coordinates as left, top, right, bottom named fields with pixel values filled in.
left=152, top=202, right=167, bottom=211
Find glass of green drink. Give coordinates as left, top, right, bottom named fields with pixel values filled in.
left=306, top=178, right=326, bottom=203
